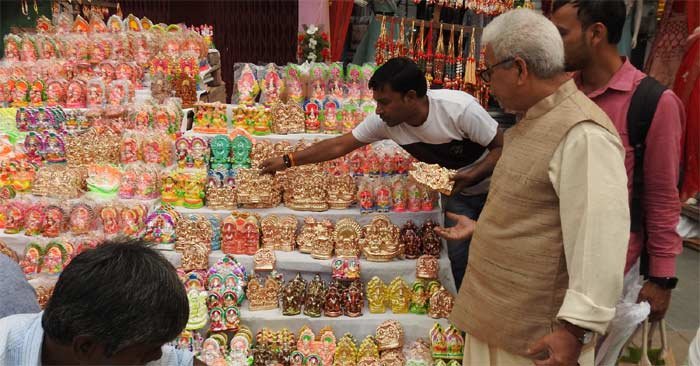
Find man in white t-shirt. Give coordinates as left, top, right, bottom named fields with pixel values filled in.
left=260, top=57, right=503, bottom=289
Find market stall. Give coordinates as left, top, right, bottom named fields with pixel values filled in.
left=0, top=1, right=531, bottom=364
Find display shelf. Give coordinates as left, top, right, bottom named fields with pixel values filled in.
left=174, top=206, right=443, bottom=227
left=235, top=305, right=449, bottom=343
left=0, top=214, right=457, bottom=295
left=159, top=247, right=456, bottom=294
left=181, top=129, right=338, bottom=144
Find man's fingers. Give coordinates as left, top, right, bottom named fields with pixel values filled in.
left=527, top=337, right=548, bottom=357
left=533, top=357, right=557, bottom=366
left=529, top=338, right=555, bottom=366
left=434, top=227, right=459, bottom=241
left=444, top=211, right=465, bottom=223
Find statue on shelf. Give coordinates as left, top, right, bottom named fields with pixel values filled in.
left=401, top=220, right=423, bottom=259
left=428, top=286, right=454, bottom=319
left=388, top=277, right=410, bottom=314
left=367, top=276, right=387, bottom=314
left=421, top=220, right=441, bottom=257
left=333, top=218, right=362, bottom=258
left=282, top=273, right=306, bottom=316
left=283, top=165, right=330, bottom=212
left=343, top=280, right=364, bottom=317
left=209, top=135, right=231, bottom=170
left=323, top=282, right=342, bottom=317
left=326, top=174, right=357, bottom=209
left=235, top=169, right=281, bottom=208
left=310, top=219, right=335, bottom=260
left=231, top=135, right=252, bottom=169
left=409, top=281, right=429, bottom=315
left=303, top=274, right=326, bottom=318
left=360, top=215, right=402, bottom=262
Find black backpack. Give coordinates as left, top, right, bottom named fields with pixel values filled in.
left=626, top=76, right=671, bottom=277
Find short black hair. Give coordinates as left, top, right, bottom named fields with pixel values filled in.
left=42, top=239, right=188, bottom=357
left=368, top=57, right=427, bottom=97
left=553, top=0, right=627, bottom=44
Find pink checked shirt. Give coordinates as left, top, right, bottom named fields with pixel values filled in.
left=575, top=58, right=686, bottom=277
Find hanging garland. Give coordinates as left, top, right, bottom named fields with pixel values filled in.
left=454, top=26, right=465, bottom=91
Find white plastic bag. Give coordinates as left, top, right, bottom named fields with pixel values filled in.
left=595, top=263, right=651, bottom=366
left=689, top=328, right=700, bottom=366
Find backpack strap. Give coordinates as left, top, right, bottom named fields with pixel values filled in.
left=627, top=76, right=667, bottom=233
left=627, top=76, right=666, bottom=278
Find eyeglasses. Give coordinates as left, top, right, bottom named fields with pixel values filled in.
left=479, top=57, right=516, bottom=83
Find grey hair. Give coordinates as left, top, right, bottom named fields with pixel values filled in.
left=481, top=8, right=565, bottom=79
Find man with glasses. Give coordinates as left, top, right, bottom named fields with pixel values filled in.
left=260, top=57, right=503, bottom=291
left=437, top=9, right=630, bottom=366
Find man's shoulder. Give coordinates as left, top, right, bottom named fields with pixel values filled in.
left=0, top=313, right=41, bottom=361
left=568, top=89, right=615, bottom=123
left=427, top=89, right=478, bottom=108
left=0, top=312, right=41, bottom=338
left=147, top=345, right=194, bottom=366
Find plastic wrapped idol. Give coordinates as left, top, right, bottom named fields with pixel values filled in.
left=346, top=64, right=363, bottom=102
left=308, top=63, right=328, bottom=102
left=85, top=164, right=122, bottom=199
left=321, top=97, right=341, bottom=134
left=40, top=204, right=64, bottom=238
left=234, top=63, right=260, bottom=106
left=193, top=102, right=228, bottom=134
left=284, top=64, right=304, bottom=104
left=142, top=207, right=178, bottom=246
left=259, top=63, right=284, bottom=106
left=326, top=62, right=347, bottom=101
left=209, top=216, right=222, bottom=251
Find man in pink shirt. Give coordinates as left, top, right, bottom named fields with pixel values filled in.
left=552, top=0, right=685, bottom=322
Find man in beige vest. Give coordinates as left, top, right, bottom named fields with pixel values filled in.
left=435, top=9, right=630, bottom=366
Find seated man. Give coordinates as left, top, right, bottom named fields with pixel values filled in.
left=0, top=239, right=202, bottom=366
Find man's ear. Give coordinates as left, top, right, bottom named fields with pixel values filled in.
left=514, top=57, right=528, bottom=85
left=588, top=22, right=608, bottom=47
left=404, top=89, right=418, bottom=102
left=72, top=335, right=104, bottom=363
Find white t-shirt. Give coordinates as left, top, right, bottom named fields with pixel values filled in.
left=352, top=89, right=498, bottom=195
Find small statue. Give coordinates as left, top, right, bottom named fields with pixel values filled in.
left=421, top=220, right=441, bottom=257
left=429, top=286, right=455, bottom=319
left=343, top=281, right=364, bottom=317
left=409, top=281, right=429, bottom=315
left=388, top=277, right=410, bottom=314
left=367, top=277, right=387, bottom=314
left=282, top=273, right=306, bottom=316
left=333, top=218, right=362, bottom=258
left=303, top=274, right=326, bottom=318
left=185, top=290, right=208, bottom=330
left=231, top=135, right=252, bottom=169
left=374, top=181, right=392, bottom=212
left=360, top=215, right=402, bottom=262
left=209, top=135, right=231, bottom=170
left=323, top=282, right=343, bottom=317
left=401, top=220, right=423, bottom=259
left=208, top=307, right=226, bottom=332
left=335, top=334, right=359, bottom=365
left=183, top=175, right=206, bottom=209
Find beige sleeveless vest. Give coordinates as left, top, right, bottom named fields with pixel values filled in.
left=449, top=80, right=618, bottom=356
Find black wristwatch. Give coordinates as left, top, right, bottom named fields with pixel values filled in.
left=562, top=321, right=594, bottom=345
left=648, top=276, right=678, bottom=290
